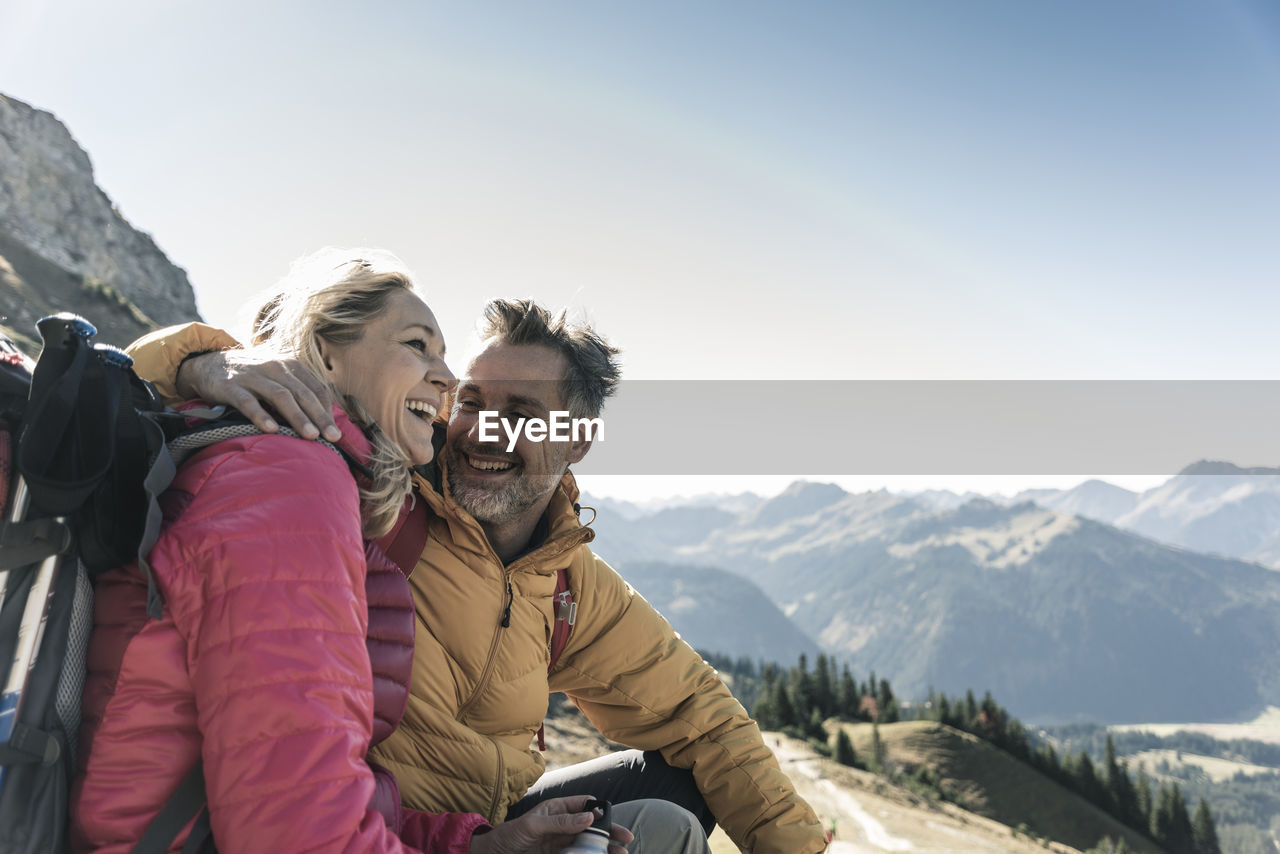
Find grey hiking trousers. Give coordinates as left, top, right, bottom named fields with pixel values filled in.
left=609, top=800, right=712, bottom=854
left=508, top=750, right=714, bottom=853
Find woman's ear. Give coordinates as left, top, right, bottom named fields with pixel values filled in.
left=316, top=336, right=336, bottom=372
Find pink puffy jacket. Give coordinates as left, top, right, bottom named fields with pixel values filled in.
left=70, top=409, right=489, bottom=853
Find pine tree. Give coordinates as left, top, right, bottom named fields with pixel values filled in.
left=750, top=692, right=776, bottom=730
left=1134, top=766, right=1153, bottom=833
left=870, top=722, right=886, bottom=772
left=837, top=665, right=858, bottom=719
left=771, top=678, right=797, bottom=730
left=978, top=692, right=1005, bottom=746
left=1104, top=737, right=1139, bottom=832
left=1166, top=784, right=1196, bottom=854
left=877, top=677, right=898, bottom=723
left=814, top=654, right=835, bottom=718
left=752, top=664, right=779, bottom=729
left=789, top=657, right=816, bottom=726
left=1077, top=751, right=1107, bottom=810
left=963, top=689, right=978, bottom=730
left=808, top=706, right=826, bottom=740
left=1004, top=719, right=1030, bottom=762
left=834, top=728, right=857, bottom=768
left=1191, top=798, right=1221, bottom=854
left=936, top=693, right=953, bottom=728
left=1151, top=782, right=1173, bottom=845
left=1033, top=742, right=1062, bottom=783
left=880, top=695, right=900, bottom=723
left=1104, top=734, right=1119, bottom=777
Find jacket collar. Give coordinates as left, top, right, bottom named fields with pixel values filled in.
left=332, top=405, right=376, bottom=465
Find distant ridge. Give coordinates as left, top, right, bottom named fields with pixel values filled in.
left=1177, top=459, right=1280, bottom=476
left=612, top=561, right=821, bottom=664
left=737, top=480, right=848, bottom=528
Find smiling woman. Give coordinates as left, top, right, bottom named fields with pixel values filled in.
left=247, top=249, right=455, bottom=534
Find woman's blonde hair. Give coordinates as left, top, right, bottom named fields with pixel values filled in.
left=249, top=247, right=418, bottom=537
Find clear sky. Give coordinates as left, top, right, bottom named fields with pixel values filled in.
left=4, top=1, right=1278, bottom=500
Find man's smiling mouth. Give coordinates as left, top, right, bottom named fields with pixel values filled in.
left=464, top=453, right=516, bottom=472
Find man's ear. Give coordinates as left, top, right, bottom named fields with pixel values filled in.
left=565, top=436, right=593, bottom=466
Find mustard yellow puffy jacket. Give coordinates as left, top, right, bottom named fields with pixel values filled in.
left=129, top=323, right=825, bottom=854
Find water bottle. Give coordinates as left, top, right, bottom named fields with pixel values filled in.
left=560, top=799, right=612, bottom=853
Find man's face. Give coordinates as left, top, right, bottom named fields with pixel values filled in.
left=444, top=340, right=591, bottom=526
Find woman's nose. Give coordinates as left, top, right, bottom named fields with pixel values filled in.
left=430, top=361, right=457, bottom=393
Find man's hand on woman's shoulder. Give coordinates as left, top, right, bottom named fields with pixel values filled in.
left=177, top=350, right=341, bottom=442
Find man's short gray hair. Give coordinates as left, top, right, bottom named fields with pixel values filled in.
left=480, top=299, right=621, bottom=419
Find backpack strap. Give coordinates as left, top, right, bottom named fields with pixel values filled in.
left=375, top=493, right=429, bottom=577
left=0, top=516, right=70, bottom=572
left=137, top=414, right=178, bottom=620
left=0, top=720, right=61, bottom=766
left=130, top=760, right=210, bottom=854
left=549, top=567, right=576, bottom=667
left=536, top=567, right=575, bottom=751
left=136, top=415, right=344, bottom=620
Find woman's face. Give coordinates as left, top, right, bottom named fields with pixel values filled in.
left=324, top=288, right=454, bottom=466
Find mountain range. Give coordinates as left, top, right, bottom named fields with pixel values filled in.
left=1013, top=462, right=1280, bottom=569
left=589, top=473, right=1280, bottom=724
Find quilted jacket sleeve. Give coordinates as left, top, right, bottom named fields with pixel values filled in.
left=126, top=321, right=241, bottom=403
left=548, top=552, right=825, bottom=854
left=154, top=435, right=486, bottom=853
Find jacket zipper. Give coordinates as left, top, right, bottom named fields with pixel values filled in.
left=454, top=529, right=591, bottom=722
left=486, top=738, right=506, bottom=822
left=453, top=526, right=595, bottom=815
left=456, top=570, right=513, bottom=723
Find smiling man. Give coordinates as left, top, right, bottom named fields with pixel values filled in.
left=444, top=335, right=592, bottom=560
left=128, top=298, right=825, bottom=854
left=440, top=303, right=616, bottom=564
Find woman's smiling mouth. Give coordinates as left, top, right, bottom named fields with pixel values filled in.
left=405, top=399, right=439, bottom=421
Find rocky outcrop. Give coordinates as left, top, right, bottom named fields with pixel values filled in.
left=0, top=92, right=199, bottom=349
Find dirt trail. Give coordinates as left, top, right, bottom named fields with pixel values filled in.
left=707, top=734, right=1079, bottom=854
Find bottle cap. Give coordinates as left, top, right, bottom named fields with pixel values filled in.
left=583, top=799, right=612, bottom=838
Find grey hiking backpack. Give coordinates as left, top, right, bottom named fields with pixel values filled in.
left=0, top=313, right=297, bottom=854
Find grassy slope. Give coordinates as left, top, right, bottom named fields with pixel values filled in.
left=836, top=720, right=1161, bottom=854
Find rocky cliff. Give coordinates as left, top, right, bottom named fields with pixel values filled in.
left=0, top=92, right=199, bottom=351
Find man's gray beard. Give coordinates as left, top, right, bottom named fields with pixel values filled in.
left=445, top=452, right=561, bottom=524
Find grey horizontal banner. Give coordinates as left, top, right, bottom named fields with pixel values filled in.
left=568, top=381, right=1280, bottom=475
